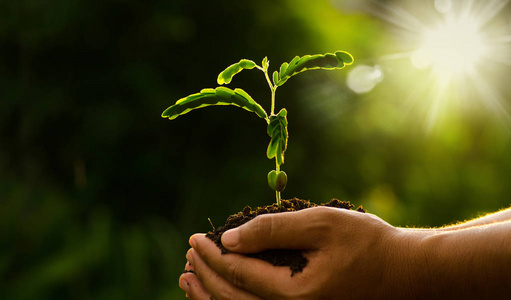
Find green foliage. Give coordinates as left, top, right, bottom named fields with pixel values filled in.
left=266, top=108, right=288, bottom=166
left=162, top=51, right=353, bottom=205
left=272, top=71, right=279, bottom=86
left=161, top=87, right=267, bottom=120
left=276, top=51, right=354, bottom=86
left=217, top=59, right=257, bottom=85
left=262, top=56, right=269, bottom=70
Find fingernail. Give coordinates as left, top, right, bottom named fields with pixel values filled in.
left=186, top=248, right=194, bottom=264
left=189, top=235, right=197, bottom=249
left=221, top=228, right=240, bottom=248
left=179, top=277, right=190, bottom=293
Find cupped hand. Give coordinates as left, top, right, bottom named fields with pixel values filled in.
left=180, top=206, right=425, bottom=300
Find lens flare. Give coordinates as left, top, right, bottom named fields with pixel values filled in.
left=347, top=65, right=383, bottom=94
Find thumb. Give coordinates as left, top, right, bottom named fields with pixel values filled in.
left=221, top=206, right=337, bottom=253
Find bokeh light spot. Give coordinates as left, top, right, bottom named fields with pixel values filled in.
left=347, top=65, right=383, bottom=94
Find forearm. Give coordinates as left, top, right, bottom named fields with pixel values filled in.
left=417, top=220, right=511, bottom=299
left=439, top=207, right=511, bottom=231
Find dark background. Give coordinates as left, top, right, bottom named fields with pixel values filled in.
left=1, top=0, right=510, bottom=298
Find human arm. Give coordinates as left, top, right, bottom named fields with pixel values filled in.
left=416, top=220, right=511, bottom=299
left=398, top=207, right=511, bottom=235
left=436, top=207, right=511, bottom=230
left=180, top=207, right=511, bottom=299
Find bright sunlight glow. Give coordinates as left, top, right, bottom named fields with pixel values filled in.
left=337, top=0, right=511, bottom=130
left=413, top=16, right=488, bottom=76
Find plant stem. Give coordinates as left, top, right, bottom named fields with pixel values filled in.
left=207, top=218, right=215, bottom=231
left=257, top=65, right=278, bottom=116
left=259, top=63, right=282, bottom=208
left=275, top=160, right=281, bottom=207
left=270, top=87, right=276, bottom=116
left=263, top=69, right=273, bottom=89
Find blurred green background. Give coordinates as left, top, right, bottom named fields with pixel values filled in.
left=1, top=0, right=511, bottom=298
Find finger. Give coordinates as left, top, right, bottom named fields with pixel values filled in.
left=187, top=248, right=262, bottom=300
left=180, top=271, right=213, bottom=300
left=190, top=235, right=299, bottom=299
left=221, top=206, right=345, bottom=253
left=184, top=260, right=195, bottom=273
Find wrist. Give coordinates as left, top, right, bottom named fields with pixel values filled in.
left=381, top=228, right=432, bottom=299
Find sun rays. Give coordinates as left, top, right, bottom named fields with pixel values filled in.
left=342, top=0, right=511, bottom=130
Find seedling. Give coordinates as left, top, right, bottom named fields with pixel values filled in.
left=162, top=51, right=353, bottom=207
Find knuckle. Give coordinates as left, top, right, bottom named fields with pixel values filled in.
left=226, top=260, right=245, bottom=290
left=305, top=208, right=336, bottom=233
left=253, top=214, right=274, bottom=235
left=243, top=214, right=275, bottom=243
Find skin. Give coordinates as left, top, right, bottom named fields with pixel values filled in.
left=179, top=206, right=511, bottom=300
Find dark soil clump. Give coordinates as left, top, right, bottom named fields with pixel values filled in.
left=206, top=198, right=365, bottom=276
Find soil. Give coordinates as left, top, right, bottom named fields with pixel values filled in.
left=206, top=198, right=365, bottom=276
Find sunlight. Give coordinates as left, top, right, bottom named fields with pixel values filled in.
left=413, top=16, right=488, bottom=76
left=330, top=0, right=511, bottom=129
left=356, top=0, right=511, bottom=129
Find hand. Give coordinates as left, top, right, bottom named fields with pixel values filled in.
left=179, top=206, right=425, bottom=299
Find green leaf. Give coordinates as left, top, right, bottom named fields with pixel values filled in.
left=276, top=50, right=354, bottom=86
left=272, top=71, right=279, bottom=86
left=262, top=56, right=269, bottom=70
left=266, top=109, right=288, bottom=166
left=279, top=62, right=288, bottom=78
left=162, top=87, right=268, bottom=120
left=217, top=59, right=257, bottom=85
left=336, top=51, right=354, bottom=64
left=276, top=76, right=289, bottom=87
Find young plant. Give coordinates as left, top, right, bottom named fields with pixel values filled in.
left=162, top=51, right=353, bottom=207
